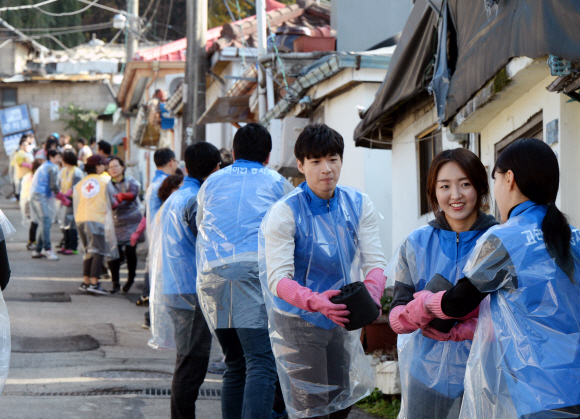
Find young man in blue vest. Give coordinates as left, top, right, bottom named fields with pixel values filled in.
left=260, top=123, right=388, bottom=419
left=151, top=142, right=221, bottom=419
left=196, top=123, right=294, bottom=419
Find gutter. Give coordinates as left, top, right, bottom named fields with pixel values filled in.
left=260, top=53, right=391, bottom=126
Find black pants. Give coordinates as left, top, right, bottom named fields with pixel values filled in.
left=63, top=229, right=78, bottom=251
left=29, top=222, right=38, bottom=243
left=83, top=254, right=104, bottom=278
left=523, top=404, right=580, bottom=419
left=405, top=374, right=461, bottom=419
left=168, top=295, right=212, bottom=419
left=108, top=245, right=137, bottom=286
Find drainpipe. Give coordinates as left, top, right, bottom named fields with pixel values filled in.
left=256, top=0, right=267, bottom=119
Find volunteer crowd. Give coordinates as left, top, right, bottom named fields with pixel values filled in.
left=2, top=121, right=580, bottom=419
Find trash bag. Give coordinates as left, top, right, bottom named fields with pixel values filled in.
left=74, top=174, right=118, bottom=260
left=259, top=184, right=378, bottom=418
left=0, top=210, right=14, bottom=394
left=459, top=201, right=580, bottom=419
left=385, top=214, right=496, bottom=419
left=149, top=177, right=203, bottom=350
left=196, top=160, right=294, bottom=333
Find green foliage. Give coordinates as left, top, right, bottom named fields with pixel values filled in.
left=381, top=292, right=393, bottom=314
left=356, top=389, right=401, bottom=419
left=59, top=104, right=100, bottom=140
left=208, top=0, right=297, bottom=28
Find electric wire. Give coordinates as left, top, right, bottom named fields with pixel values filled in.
left=0, top=0, right=59, bottom=13
left=34, top=0, right=101, bottom=17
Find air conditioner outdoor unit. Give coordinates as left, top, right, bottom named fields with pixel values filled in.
left=269, top=117, right=309, bottom=176
left=165, top=73, right=185, bottom=96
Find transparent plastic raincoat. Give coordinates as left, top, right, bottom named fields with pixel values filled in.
left=73, top=174, right=118, bottom=260
left=386, top=212, right=497, bottom=419
left=29, top=161, right=59, bottom=226
left=458, top=201, right=580, bottom=419
left=196, top=160, right=294, bottom=332
left=0, top=210, right=15, bottom=394
left=149, top=177, right=203, bottom=350
left=145, top=170, right=168, bottom=236
left=259, top=183, right=385, bottom=418
left=57, top=166, right=84, bottom=230
left=110, top=175, right=143, bottom=245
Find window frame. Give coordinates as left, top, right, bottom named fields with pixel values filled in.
left=417, top=126, right=443, bottom=216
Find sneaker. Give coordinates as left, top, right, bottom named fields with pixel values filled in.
left=41, top=249, right=59, bottom=261
left=109, top=283, right=121, bottom=295
left=56, top=247, right=66, bottom=254
left=79, top=283, right=89, bottom=292
left=87, top=283, right=109, bottom=295
left=26, top=242, right=36, bottom=251
left=270, top=410, right=288, bottom=419
left=72, top=250, right=79, bottom=255
left=63, top=249, right=74, bottom=255
left=142, top=311, right=150, bottom=329
left=135, top=296, right=149, bottom=306
left=122, top=281, right=134, bottom=293
left=207, top=361, right=227, bottom=374
left=31, top=250, right=45, bottom=259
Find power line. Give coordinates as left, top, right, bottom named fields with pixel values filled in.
left=34, top=0, right=102, bottom=17
left=75, top=0, right=129, bottom=16
left=0, top=0, right=59, bottom=12
left=0, top=22, right=114, bottom=33
left=27, top=23, right=114, bottom=38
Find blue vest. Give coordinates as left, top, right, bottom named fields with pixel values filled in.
left=31, top=161, right=57, bottom=196
left=468, top=200, right=580, bottom=415
left=198, top=159, right=288, bottom=263
left=148, top=170, right=168, bottom=220
left=160, top=177, right=201, bottom=297
left=396, top=222, right=491, bottom=398
left=272, top=183, right=363, bottom=330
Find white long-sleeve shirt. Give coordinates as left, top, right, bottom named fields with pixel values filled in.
left=263, top=192, right=388, bottom=297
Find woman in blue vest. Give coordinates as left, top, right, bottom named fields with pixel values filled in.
left=387, top=148, right=498, bottom=419
left=408, top=138, right=580, bottom=418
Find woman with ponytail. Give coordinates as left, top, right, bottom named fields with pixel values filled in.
left=406, top=138, right=580, bottom=418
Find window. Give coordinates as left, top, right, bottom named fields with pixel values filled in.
left=0, top=89, right=17, bottom=108
left=418, top=127, right=442, bottom=215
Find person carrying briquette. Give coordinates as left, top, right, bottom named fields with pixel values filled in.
left=386, top=148, right=498, bottom=419
left=259, top=123, right=387, bottom=419
left=30, top=149, right=70, bottom=261
left=406, top=138, right=580, bottom=419
left=149, top=143, right=221, bottom=419
left=196, top=123, right=294, bottom=419
left=74, top=155, right=119, bottom=295
left=57, top=150, right=84, bottom=255
left=107, top=156, right=143, bottom=294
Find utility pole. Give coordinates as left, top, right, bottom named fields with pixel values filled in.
left=126, top=0, right=139, bottom=61
left=256, top=0, right=267, bottom=119
left=183, top=0, right=207, bottom=150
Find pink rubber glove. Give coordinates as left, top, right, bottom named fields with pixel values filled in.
left=389, top=304, right=420, bottom=334
left=130, top=217, right=147, bottom=246
left=415, top=290, right=456, bottom=320
left=401, top=290, right=442, bottom=328
left=421, top=318, right=478, bottom=342
left=64, top=189, right=73, bottom=197
left=363, top=268, right=387, bottom=309
left=21, top=162, right=33, bottom=170
left=130, top=231, right=140, bottom=247
left=277, top=277, right=350, bottom=327
left=55, top=192, right=71, bottom=207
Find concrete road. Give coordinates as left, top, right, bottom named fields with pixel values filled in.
left=0, top=199, right=375, bottom=419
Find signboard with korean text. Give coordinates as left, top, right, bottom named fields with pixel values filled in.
left=2, top=130, right=34, bottom=158
left=0, top=105, right=34, bottom=157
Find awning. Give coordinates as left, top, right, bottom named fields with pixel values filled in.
left=197, top=95, right=256, bottom=125
left=354, top=0, right=580, bottom=148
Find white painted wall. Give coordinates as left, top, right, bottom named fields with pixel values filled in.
left=321, top=82, right=393, bottom=258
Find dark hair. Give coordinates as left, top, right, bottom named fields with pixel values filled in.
left=493, top=138, right=572, bottom=276
left=77, top=138, right=86, bottom=145
left=175, top=167, right=184, bottom=176
left=97, top=140, right=111, bottom=155
left=45, top=137, right=58, bottom=151
left=89, top=137, right=96, bottom=145
left=108, top=156, right=125, bottom=171
left=32, top=159, right=42, bottom=173
left=294, top=123, right=344, bottom=163
left=62, top=150, right=77, bottom=166
left=158, top=175, right=184, bottom=203
left=232, top=123, right=272, bottom=163
left=47, top=149, right=61, bottom=159
left=85, top=164, right=97, bottom=175
left=19, top=135, right=29, bottom=146
left=427, top=148, right=489, bottom=214
left=185, top=142, right=221, bottom=178
left=153, top=148, right=176, bottom=168
left=219, top=148, right=233, bottom=168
